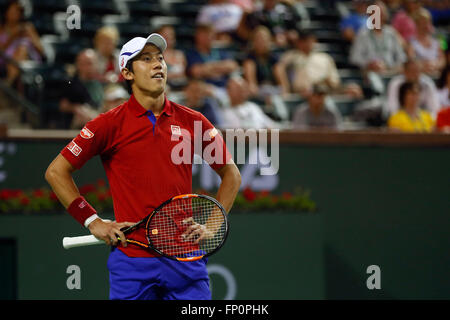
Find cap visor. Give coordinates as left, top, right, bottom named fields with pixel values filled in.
left=145, top=33, right=167, bottom=53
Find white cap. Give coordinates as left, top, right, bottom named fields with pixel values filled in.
left=118, top=33, right=167, bottom=72
left=104, top=85, right=129, bottom=101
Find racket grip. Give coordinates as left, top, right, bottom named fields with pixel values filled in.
left=62, top=235, right=104, bottom=249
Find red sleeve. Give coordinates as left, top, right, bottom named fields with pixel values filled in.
left=199, top=113, right=232, bottom=171
left=60, top=113, right=114, bottom=170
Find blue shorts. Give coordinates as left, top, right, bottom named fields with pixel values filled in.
left=107, top=248, right=211, bottom=300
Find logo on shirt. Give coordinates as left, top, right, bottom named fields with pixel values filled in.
left=80, top=126, right=94, bottom=139
left=67, top=140, right=82, bottom=157
left=171, top=125, right=181, bottom=136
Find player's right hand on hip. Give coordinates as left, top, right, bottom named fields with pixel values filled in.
left=88, top=218, right=134, bottom=247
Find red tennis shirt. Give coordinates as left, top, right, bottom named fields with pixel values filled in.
left=61, top=94, right=231, bottom=257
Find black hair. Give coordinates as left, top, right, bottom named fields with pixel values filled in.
left=124, top=59, right=134, bottom=94
left=1, top=0, right=25, bottom=26
left=297, top=29, right=316, bottom=41
left=436, top=65, right=450, bottom=89
left=398, top=81, right=420, bottom=107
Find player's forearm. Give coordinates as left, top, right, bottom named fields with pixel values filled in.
left=214, top=163, right=241, bottom=213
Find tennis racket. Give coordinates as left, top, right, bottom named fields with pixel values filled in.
left=62, top=194, right=229, bottom=262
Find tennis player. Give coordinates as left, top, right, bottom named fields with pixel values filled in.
left=45, top=33, right=241, bottom=300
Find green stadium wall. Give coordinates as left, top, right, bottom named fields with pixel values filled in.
left=1, top=137, right=449, bottom=299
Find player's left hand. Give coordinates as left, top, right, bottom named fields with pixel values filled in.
left=181, top=218, right=214, bottom=244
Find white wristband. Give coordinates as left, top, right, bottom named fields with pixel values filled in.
left=84, top=214, right=100, bottom=228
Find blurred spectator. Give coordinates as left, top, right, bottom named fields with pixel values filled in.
left=93, top=26, right=120, bottom=84
left=292, top=84, right=342, bottom=130
left=421, top=0, right=450, bottom=25
left=102, top=84, right=129, bottom=113
left=196, top=0, right=244, bottom=44
left=243, top=25, right=290, bottom=121
left=185, top=24, right=239, bottom=89
left=276, top=30, right=340, bottom=96
left=410, top=8, right=446, bottom=75
left=436, top=66, right=450, bottom=109
left=387, top=81, right=435, bottom=132
left=157, top=25, right=187, bottom=90
left=350, top=1, right=406, bottom=76
left=385, top=59, right=440, bottom=119
left=220, top=76, right=280, bottom=129
left=277, top=30, right=363, bottom=98
left=384, top=0, right=403, bottom=17
left=183, top=79, right=223, bottom=126
left=392, top=0, right=422, bottom=42
left=446, top=47, right=450, bottom=66
left=59, top=49, right=104, bottom=129
left=243, top=26, right=281, bottom=98
left=230, top=0, right=255, bottom=13
left=0, top=0, right=44, bottom=88
left=340, top=0, right=369, bottom=43
left=236, top=0, right=301, bottom=48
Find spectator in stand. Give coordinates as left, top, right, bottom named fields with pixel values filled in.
left=102, top=84, right=129, bottom=113
left=410, top=8, right=446, bottom=76
left=276, top=30, right=363, bottom=98
left=59, top=49, right=104, bottom=129
left=350, top=1, right=406, bottom=97
left=0, top=0, right=44, bottom=88
left=157, top=25, right=187, bottom=91
left=421, top=0, right=450, bottom=26
left=350, top=1, right=407, bottom=76
left=196, top=0, right=244, bottom=44
left=446, top=46, right=450, bottom=66
left=243, top=26, right=281, bottom=99
left=185, top=24, right=239, bottom=90
left=436, top=66, right=450, bottom=109
left=292, top=84, right=342, bottom=130
left=243, top=25, right=291, bottom=121
left=385, top=59, right=440, bottom=119
left=220, top=76, right=280, bottom=129
left=230, top=0, right=255, bottom=13
left=93, top=26, right=120, bottom=83
left=236, top=0, right=302, bottom=48
left=388, top=81, right=435, bottom=132
left=384, top=0, right=403, bottom=17
left=183, top=79, right=223, bottom=126
left=392, top=0, right=422, bottom=42
left=340, top=0, right=370, bottom=43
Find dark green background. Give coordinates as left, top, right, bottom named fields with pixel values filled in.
left=1, top=140, right=449, bottom=299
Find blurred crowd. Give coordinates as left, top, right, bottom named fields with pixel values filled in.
left=1, top=0, right=450, bottom=132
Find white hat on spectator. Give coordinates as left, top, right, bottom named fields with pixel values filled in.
left=104, top=85, right=129, bottom=101
left=118, top=33, right=167, bottom=72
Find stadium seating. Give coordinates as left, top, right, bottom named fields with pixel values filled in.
left=2, top=0, right=447, bottom=129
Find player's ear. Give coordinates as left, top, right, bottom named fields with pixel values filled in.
left=121, top=67, right=134, bottom=81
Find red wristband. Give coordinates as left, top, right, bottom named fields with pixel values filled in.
left=67, top=196, right=97, bottom=226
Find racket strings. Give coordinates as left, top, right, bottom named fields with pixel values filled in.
left=147, top=197, right=226, bottom=258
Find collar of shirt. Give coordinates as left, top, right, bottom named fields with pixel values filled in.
left=127, top=94, right=173, bottom=118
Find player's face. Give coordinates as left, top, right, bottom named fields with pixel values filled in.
left=131, top=44, right=167, bottom=97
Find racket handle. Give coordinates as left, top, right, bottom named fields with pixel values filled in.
left=63, top=235, right=104, bottom=249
